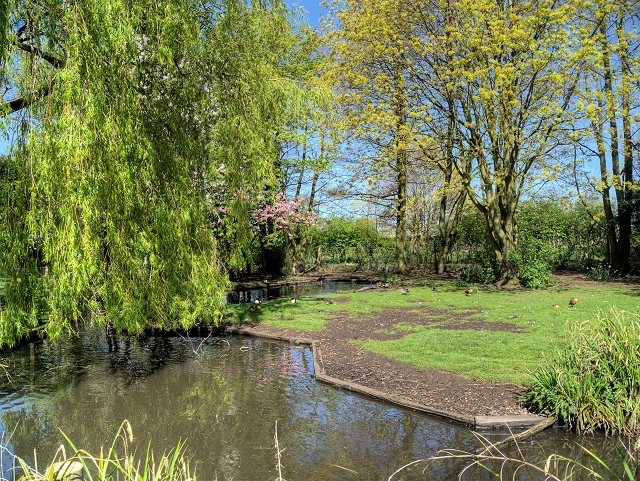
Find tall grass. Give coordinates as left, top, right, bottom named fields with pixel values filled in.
left=521, top=308, right=640, bottom=436
left=15, top=421, right=196, bottom=481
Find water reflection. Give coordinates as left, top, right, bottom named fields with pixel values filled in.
left=0, top=328, right=625, bottom=481
left=226, top=281, right=372, bottom=304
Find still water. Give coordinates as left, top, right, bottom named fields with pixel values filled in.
left=0, top=328, right=625, bottom=481
left=226, top=281, right=372, bottom=304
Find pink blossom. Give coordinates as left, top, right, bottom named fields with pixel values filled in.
left=254, top=192, right=318, bottom=240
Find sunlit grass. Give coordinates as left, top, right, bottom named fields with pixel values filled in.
left=360, top=329, right=546, bottom=384
left=224, top=280, right=640, bottom=385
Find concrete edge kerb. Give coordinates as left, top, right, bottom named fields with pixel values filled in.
left=226, top=326, right=551, bottom=431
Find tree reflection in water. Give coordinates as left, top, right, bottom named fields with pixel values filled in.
left=0, top=328, right=619, bottom=481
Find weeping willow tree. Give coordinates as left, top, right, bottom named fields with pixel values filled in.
left=0, top=0, right=305, bottom=347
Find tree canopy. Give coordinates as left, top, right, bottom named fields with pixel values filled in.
left=324, top=0, right=639, bottom=285
left=0, top=0, right=314, bottom=347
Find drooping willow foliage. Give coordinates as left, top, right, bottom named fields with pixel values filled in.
left=0, top=0, right=310, bottom=347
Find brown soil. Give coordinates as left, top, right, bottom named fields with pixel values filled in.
left=231, top=271, right=640, bottom=418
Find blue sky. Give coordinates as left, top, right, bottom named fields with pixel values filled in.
left=289, top=0, right=328, bottom=27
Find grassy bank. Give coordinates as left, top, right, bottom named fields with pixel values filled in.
left=225, top=278, right=640, bottom=386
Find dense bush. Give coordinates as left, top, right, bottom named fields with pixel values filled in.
left=307, top=217, right=395, bottom=270
left=521, top=308, right=640, bottom=436
left=513, top=238, right=554, bottom=288
left=236, top=196, right=623, bottom=278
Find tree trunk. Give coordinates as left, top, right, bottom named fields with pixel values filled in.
left=487, top=212, right=518, bottom=287
left=290, top=227, right=306, bottom=275
left=589, top=19, right=635, bottom=275
left=435, top=108, right=466, bottom=275
left=394, top=55, right=408, bottom=275
left=601, top=24, right=622, bottom=271
left=615, top=23, right=633, bottom=275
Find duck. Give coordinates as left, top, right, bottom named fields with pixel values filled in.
left=552, top=304, right=559, bottom=308
left=465, top=288, right=473, bottom=297
left=249, top=306, right=255, bottom=312
left=432, top=286, right=438, bottom=292
left=569, top=297, right=578, bottom=307
left=290, top=297, right=297, bottom=304
left=254, top=299, right=261, bottom=305
left=401, top=287, right=409, bottom=295
left=256, top=303, right=262, bottom=310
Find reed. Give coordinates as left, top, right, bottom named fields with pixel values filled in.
left=389, top=432, right=640, bottom=481
left=15, top=421, right=196, bottom=481
left=521, top=308, right=640, bottom=436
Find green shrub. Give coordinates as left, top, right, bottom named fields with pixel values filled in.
left=521, top=308, right=640, bottom=436
left=459, top=263, right=495, bottom=284
left=588, top=265, right=613, bottom=282
left=513, top=239, right=555, bottom=288
left=458, top=248, right=497, bottom=284
left=307, top=217, right=393, bottom=269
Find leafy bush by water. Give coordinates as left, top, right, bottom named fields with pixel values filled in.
left=521, top=308, right=640, bottom=436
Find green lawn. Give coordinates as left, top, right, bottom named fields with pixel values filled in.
left=225, top=279, right=640, bottom=385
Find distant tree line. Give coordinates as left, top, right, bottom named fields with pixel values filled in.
left=257, top=195, right=634, bottom=287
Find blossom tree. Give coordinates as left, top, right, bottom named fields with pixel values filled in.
left=255, top=193, right=318, bottom=274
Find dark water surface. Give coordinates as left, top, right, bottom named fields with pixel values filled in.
left=226, top=281, right=373, bottom=304
left=0, top=328, right=625, bottom=481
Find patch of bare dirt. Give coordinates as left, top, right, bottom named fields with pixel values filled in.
left=551, top=271, right=640, bottom=288
left=232, top=271, right=638, bottom=417
left=235, top=301, right=529, bottom=416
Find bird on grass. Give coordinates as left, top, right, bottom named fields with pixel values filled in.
left=552, top=304, right=559, bottom=308
left=249, top=306, right=255, bottom=312
left=431, top=286, right=438, bottom=292
left=569, top=297, right=578, bottom=307
left=401, top=287, right=409, bottom=295
left=290, top=297, right=297, bottom=304
left=465, top=288, right=473, bottom=297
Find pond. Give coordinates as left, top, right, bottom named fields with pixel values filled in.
left=226, top=280, right=374, bottom=304
left=0, top=328, right=627, bottom=481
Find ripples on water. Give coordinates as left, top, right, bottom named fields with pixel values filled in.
left=0, top=328, right=624, bottom=481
